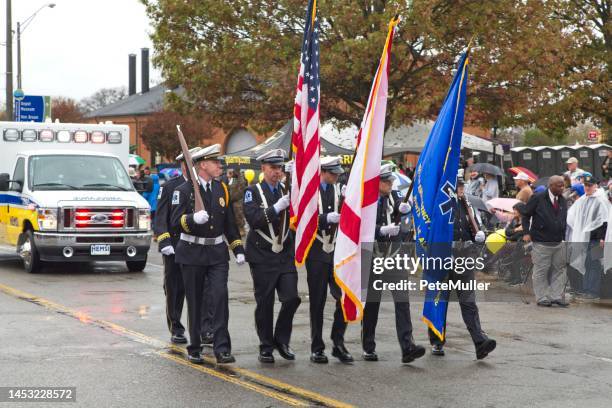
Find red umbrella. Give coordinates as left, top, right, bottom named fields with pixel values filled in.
left=508, top=167, right=538, bottom=183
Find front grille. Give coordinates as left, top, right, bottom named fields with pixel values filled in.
left=60, top=207, right=137, bottom=231
left=75, top=236, right=124, bottom=243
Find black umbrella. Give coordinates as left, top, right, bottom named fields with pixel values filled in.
left=534, top=176, right=550, bottom=187
left=471, top=163, right=505, bottom=177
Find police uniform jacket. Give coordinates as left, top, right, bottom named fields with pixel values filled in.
left=170, top=179, right=244, bottom=266
left=308, top=183, right=341, bottom=264
left=243, top=182, right=294, bottom=264
left=154, top=175, right=186, bottom=250
left=374, top=190, right=403, bottom=242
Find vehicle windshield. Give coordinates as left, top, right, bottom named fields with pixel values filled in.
left=29, top=155, right=134, bottom=191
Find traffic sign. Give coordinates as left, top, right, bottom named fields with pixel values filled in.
left=587, top=130, right=599, bottom=144
left=14, top=95, right=52, bottom=122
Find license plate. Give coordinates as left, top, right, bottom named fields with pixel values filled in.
left=90, top=244, right=111, bottom=256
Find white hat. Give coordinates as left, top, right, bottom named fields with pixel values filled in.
left=256, top=149, right=287, bottom=164
left=566, top=157, right=578, bottom=164
left=513, top=172, right=530, bottom=181
left=320, top=156, right=344, bottom=174
left=380, top=163, right=395, bottom=181
left=175, top=146, right=202, bottom=162
left=191, top=144, right=221, bottom=162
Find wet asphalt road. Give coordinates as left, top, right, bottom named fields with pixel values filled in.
left=1, top=249, right=612, bottom=407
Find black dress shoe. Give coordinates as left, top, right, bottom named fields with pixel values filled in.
left=258, top=351, right=275, bottom=363
left=402, top=344, right=426, bottom=363
left=476, top=338, right=497, bottom=360
left=275, top=343, right=296, bottom=360
left=431, top=344, right=445, bottom=356
left=537, top=299, right=552, bottom=307
left=332, top=345, right=354, bottom=363
left=362, top=351, right=378, bottom=361
left=552, top=299, right=569, bottom=307
left=201, top=332, right=214, bottom=346
left=310, top=351, right=329, bottom=364
left=171, top=334, right=187, bottom=344
left=215, top=352, right=236, bottom=364
left=187, top=352, right=204, bottom=364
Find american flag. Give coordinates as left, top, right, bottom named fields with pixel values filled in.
left=291, top=0, right=321, bottom=266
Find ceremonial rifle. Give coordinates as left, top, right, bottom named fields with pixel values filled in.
left=176, top=125, right=205, bottom=212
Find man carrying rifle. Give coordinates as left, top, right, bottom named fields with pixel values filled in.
left=306, top=156, right=353, bottom=364
left=171, top=144, right=245, bottom=365
left=154, top=147, right=201, bottom=345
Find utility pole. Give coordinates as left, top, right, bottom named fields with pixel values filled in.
left=17, top=21, right=21, bottom=89
left=5, top=0, right=13, bottom=120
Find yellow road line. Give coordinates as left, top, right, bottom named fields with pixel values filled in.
left=0, top=282, right=354, bottom=408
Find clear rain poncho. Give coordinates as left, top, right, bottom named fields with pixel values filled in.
left=567, top=191, right=611, bottom=275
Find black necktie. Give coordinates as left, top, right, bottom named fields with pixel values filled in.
left=203, top=182, right=212, bottom=208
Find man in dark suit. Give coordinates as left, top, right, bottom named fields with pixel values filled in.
left=170, top=144, right=245, bottom=364
left=362, top=164, right=425, bottom=364
left=520, top=175, right=569, bottom=307
left=154, top=147, right=201, bottom=345
left=243, top=149, right=301, bottom=363
left=306, top=156, right=353, bottom=364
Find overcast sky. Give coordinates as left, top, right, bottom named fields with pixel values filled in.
left=1, top=0, right=161, bottom=106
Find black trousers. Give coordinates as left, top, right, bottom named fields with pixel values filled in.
left=362, top=292, right=415, bottom=354
left=428, top=267, right=487, bottom=346
left=163, top=254, right=185, bottom=336
left=249, top=262, right=301, bottom=353
left=181, top=263, right=231, bottom=355
left=200, top=277, right=213, bottom=336
left=305, top=259, right=347, bottom=352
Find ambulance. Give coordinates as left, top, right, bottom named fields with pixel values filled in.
left=0, top=121, right=152, bottom=273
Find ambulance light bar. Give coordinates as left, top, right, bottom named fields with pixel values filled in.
left=2, top=128, right=122, bottom=144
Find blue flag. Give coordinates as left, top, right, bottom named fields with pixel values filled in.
left=411, top=51, right=470, bottom=341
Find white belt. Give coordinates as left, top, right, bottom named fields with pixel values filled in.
left=180, top=233, right=223, bottom=246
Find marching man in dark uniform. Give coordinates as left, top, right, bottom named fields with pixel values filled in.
left=362, top=163, right=426, bottom=364
left=154, top=146, right=201, bottom=344
left=428, top=180, right=496, bottom=359
left=170, top=144, right=245, bottom=365
left=306, top=156, right=353, bottom=364
left=243, top=149, right=301, bottom=363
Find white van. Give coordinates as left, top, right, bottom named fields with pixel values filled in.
left=0, top=121, right=152, bottom=273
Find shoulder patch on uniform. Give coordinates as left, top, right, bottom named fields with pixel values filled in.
left=244, top=190, right=253, bottom=203
left=172, top=190, right=180, bottom=205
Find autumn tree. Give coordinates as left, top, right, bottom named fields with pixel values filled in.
left=79, top=87, right=127, bottom=113
left=52, top=97, right=84, bottom=123
left=143, top=0, right=577, bottom=134
left=545, top=0, right=611, bottom=144
left=140, top=110, right=214, bottom=161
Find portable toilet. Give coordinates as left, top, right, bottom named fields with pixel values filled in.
left=590, top=144, right=612, bottom=180
left=537, top=146, right=557, bottom=177
left=556, top=145, right=578, bottom=175
left=511, top=146, right=539, bottom=174
left=574, top=144, right=595, bottom=174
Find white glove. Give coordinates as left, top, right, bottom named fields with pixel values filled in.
left=326, top=212, right=340, bottom=224
left=341, top=185, right=347, bottom=197
left=284, top=162, right=293, bottom=173
left=193, top=210, right=209, bottom=224
left=475, top=230, right=486, bottom=243
left=380, top=224, right=400, bottom=237
left=399, top=202, right=411, bottom=214
left=236, top=253, right=246, bottom=265
left=161, top=246, right=175, bottom=256
left=273, top=194, right=291, bottom=213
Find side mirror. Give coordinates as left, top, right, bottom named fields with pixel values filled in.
left=0, top=174, right=10, bottom=191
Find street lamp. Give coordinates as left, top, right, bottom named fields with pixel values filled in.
left=16, top=3, right=55, bottom=90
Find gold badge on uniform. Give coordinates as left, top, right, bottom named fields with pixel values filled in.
left=219, top=197, right=225, bottom=207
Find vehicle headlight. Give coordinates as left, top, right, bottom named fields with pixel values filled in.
left=138, top=209, right=151, bottom=231
left=37, top=208, right=58, bottom=231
